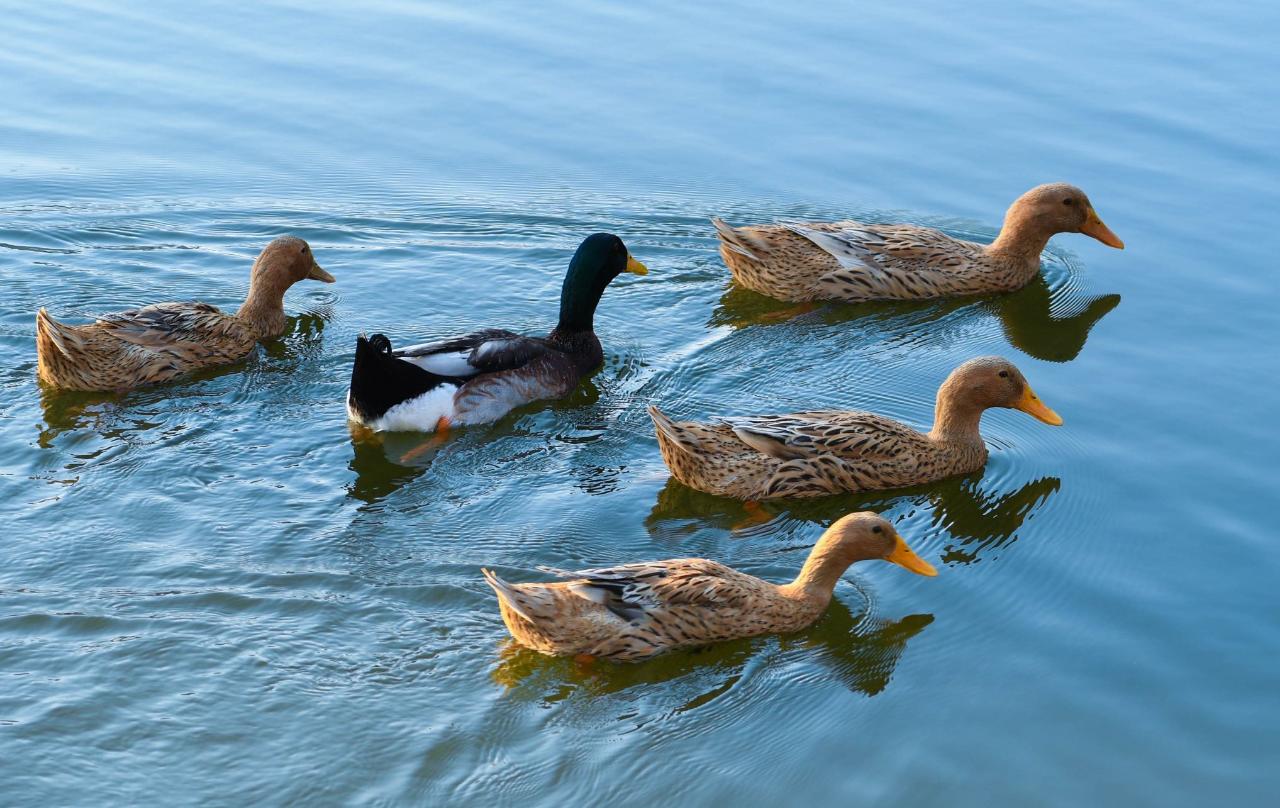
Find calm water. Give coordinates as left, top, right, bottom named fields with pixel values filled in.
left=2, top=1, right=1278, bottom=805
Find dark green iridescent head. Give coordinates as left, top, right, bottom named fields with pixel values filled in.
left=555, top=233, right=647, bottom=333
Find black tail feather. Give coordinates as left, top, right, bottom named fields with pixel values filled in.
left=348, top=333, right=463, bottom=422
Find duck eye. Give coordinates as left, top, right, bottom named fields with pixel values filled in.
left=1063, top=198, right=1073, bottom=206
left=872, top=525, right=882, bottom=534
left=999, top=370, right=1009, bottom=378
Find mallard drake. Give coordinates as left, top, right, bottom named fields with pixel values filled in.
left=649, top=356, right=1062, bottom=500
left=483, top=511, right=936, bottom=661
left=712, top=183, right=1123, bottom=302
left=346, top=233, right=647, bottom=433
left=35, top=236, right=333, bottom=392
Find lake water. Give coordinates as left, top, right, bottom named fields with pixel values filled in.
left=2, top=1, right=1278, bottom=805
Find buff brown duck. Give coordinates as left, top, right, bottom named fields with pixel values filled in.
left=483, top=511, right=937, bottom=661
left=649, top=356, right=1062, bottom=500
left=712, top=183, right=1123, bottom=302
left=35, top=236, right=333, bottom=392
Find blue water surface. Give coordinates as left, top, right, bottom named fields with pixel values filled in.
left=1, top=1, right=1278, bottom=805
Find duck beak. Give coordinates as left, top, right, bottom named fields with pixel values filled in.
left=308, top=259, right=335, bottom=283
left=1080, top=207, right=1124, bottom=249
left=1014, top=385, right=1064, bottom=426
left=885, top=533, right=938, bottom=577
left=625, top=253, right=649, bottom=275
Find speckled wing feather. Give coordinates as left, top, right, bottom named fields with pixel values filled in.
left=788, top=222, right=987, bottom=299
left=96, top=302, right=254, bottom=361
left=537, top=560, right=763, bottom=622
left=722, top=411, right=933, bottom=498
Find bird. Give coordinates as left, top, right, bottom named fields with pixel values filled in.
left=346, top=232, right=647, bottom=432
left=35, top=236, right=333, bottom=391
left=649, top=356, right=1062, bottom=500
left=482, top=511, right=937, bottom=661
left=712, top=183, right=1123, bottom=302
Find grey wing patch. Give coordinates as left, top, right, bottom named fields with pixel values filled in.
left=720, top=412, right=854, bottom=460
left=395, top=328, right=523, bottom=358
left=468, top=336, right=548, bottom=374
left=784, top=223, right=887, bottom=271
left=537, top=563, right=672, bottom=622
left=396, top=328, right=548, bottom=375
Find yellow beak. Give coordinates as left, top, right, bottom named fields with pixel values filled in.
left=1080, top=207, right=1124, bottom=249
left=625, top=253, right=649, bottom=275
left=1014, top=384, right=1064, bottom=426
left=884, top=533, right=938, bottom=577
left=308, top=259, right=335, bottom=283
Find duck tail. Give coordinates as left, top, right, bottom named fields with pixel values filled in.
left=348, top=333, right=455, bottom=424
left=35, top=308, right=94, bottom=388
left=481, top=568, right=535, bottom=623
left=36, top=308, right=75, bottom=359
left=648, top=404, right=702, bottom=453
left=711, top=217, right=761, bottom=260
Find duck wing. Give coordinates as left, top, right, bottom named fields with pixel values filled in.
left=95, top=302, right=251, bottom=360
left=395, top=329, right=550, bottom=377
left=722, top=411, right=932, bottom=498
left=536, top=560, right=759, bottom=623
left=721, top=410, right=923, bottom=460
left=785, top=222, right=982, bottom=271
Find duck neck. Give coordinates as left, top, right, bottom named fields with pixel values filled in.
left=987, top=209, right=1054, bottom=268
left=781, top=542, right=850, bottom=603
left=927, top=388, right=986, bottom=445
left=554, top=262, right=612, bottom=335
left=235, top=274, right=290, bottom=339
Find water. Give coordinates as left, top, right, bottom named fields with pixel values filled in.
left=2, top=0, right=1278, bottom=804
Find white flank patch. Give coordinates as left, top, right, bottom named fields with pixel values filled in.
left=347, top=384, right=458, bottom=433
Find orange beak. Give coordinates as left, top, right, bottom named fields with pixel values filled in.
left=884, top=533, right=938, bottom=577
left=307, top=259, right=335, bottom=283
left=1080, top=206, right=1124, bottom=249
left=1014, top=384, right=1063, bottom=426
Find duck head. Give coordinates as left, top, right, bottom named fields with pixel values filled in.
left=251, top=236, right=334, bottom=287
left=1002, top=183, right=1124, bottom=250
left=556, top=233, right=647, bottom=333
left=789, top=512, right=937, bottom=598
left=939, top=356, right=1064, bottom=427
left=237, top=236, right=333, bottom=338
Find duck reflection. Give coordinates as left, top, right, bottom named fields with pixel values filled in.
left=710, top=273, right=1118, bottom=363
left=986, top=275, right=1119, bottom=362
left=345, top=422, right=435, bottom=505
left=35, top=387, right=119, bottom=445
left=647, top=468, right=1060, bottom=565
left=926, top=468, right=1060, bottom=564
left=490, top=599, right=932, bottom=703
left=258, top=311, right=329, bottom=361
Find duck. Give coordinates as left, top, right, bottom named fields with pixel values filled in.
left=483, top=511, right=937, bottom=661
left=35, top=236, right=333, bottom=392
left=346, top=233, right=647, bottom=433
left=712, top=183, right=1123, bottom=302
left=649, top=356, right=1062, bottom=500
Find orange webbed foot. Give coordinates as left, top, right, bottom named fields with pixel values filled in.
left=398, top=416, right=454, bottom=463
left=731, top=500, right=774, bottom=530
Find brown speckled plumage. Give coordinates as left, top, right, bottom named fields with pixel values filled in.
left=650, top=357, right=1063, bottom=500
left=713, top=183, right=1123, bottom=302
left=36, top=236, right=333, bottom=392
left=483, top=512, right=937, bottom=660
